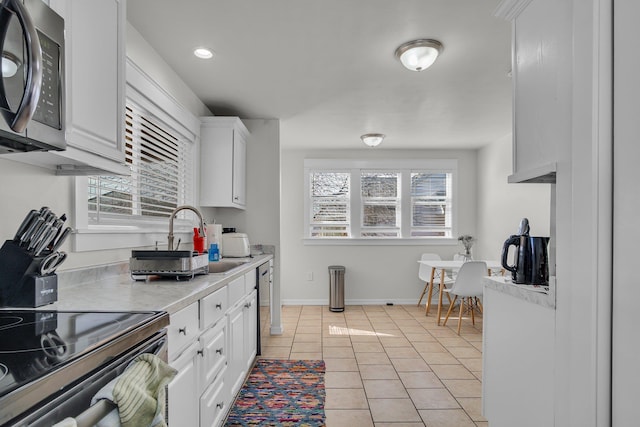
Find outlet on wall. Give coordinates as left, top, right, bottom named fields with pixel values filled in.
left=306, top=271, right=313, bottom=281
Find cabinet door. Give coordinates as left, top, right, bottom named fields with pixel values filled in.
left=243, top=290, right=258, bottom=372
left=226, top=303, right=245, bottom=398
left=199, top=320, right=227, bottom=395
left=200, top=117, right=248, bottom=209
left=507, top=0, right=571, bottom=180
left=167, top=303, right=200, bottom=361
left=168, top=342, right=200, bottom=427
left=201, top=286, right=228, bottom=331
left=232, top=133, right=246, bottom=206
left=53, top=0, right=126, bottom=162
left=200, top=371, right=227, bottom=427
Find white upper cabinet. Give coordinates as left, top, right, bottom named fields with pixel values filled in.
left=200, top=117, right=249, bottom=209
left=496, top=0, right=572, bottom=183
left=11, top=0, right=129, bottom=175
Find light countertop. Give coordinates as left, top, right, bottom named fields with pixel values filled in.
left=483, top=275, right=556, bottom=309
left=44, top=254, right=273, bottom=314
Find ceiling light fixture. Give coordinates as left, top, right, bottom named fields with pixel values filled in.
left=361, top=133, right=385, bottom=147
left=1, top=52, right=20, bottom=78
left=193, top=47, right=214, bottom=59
left=394, top=39, right=443, bottom=72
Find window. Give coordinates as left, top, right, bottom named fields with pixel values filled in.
left=304, top=159, right=456, bottom=242
left=309, top=171, right=350, bottom=237
left=410, top=172, right=452, bottom=237
left=361, top=171, right=400, bottom=237
left=88, top=101, right=193, bottom=223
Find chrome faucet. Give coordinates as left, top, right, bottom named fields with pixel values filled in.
left=168, top=205, right=206, bottom=251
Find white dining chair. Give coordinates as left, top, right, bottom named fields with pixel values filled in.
left=442, top=261, right=487, bottom=335
left=417, top=253, right=453, bottom=307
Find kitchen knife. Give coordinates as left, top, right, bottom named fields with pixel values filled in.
left=20, top=216, right=45, bottom=247
left=13, top=209, right=38, bottom=242
left=28, top=218, right=56, bottom=252
left=50, top=226, right=72, bottom=253
left=34, top=225, right=60, bottom=257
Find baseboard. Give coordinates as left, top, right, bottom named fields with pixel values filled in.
left=282, top=298, right=421, bottom=306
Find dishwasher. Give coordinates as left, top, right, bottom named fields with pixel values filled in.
left=256, top=261, right=271, bottom=355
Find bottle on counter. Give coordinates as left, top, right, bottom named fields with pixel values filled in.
left=193, top=227, right=205, bottom=254
left=209, top=243, right=220, bottom=261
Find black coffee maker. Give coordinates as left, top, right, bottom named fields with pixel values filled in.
left=501, top=218, right=550, bottom=285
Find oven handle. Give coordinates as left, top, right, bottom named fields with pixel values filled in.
left=72, top=335, right=168, bottom=427
left=0, top=0, right=42, bottom=132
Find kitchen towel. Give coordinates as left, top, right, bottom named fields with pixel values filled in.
left=92, top=353, right=176, bottom=427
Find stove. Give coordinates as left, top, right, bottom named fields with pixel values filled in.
left=0, top=310, right=169, bottom=425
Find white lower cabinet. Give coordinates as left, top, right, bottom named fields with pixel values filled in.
left=168, top=341, right=200, bottom=427
left=199, top=320, right=227, bottom=395
left=226, top=301, right=246, bottom=399
left=243, top=290, right=258, bottom=373
left=167, top=267, right=261, bottom=427
left=200, top=369, right=227, bottom=427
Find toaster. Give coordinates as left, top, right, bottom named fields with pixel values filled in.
left=221, top=233, right=251, bottom=257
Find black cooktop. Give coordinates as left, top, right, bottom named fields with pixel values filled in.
left=0, top=310, right=166, bottom=401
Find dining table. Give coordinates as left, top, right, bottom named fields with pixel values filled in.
left=417, top=259, right=504, bottom=325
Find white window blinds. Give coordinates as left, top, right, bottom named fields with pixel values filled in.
left=88, top=100, right=194, bottom=223
left=309, top=171, right=350, bottom=237
left=410, top=172, right=452, bottom=237
left=361, top=171, right=400, bottom=237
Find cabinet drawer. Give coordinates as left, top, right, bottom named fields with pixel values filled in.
left=200, top=366, right=228, bottom=427
left=244, top=269, right=257, bottom=294
left=228, top=276, right=245, bottom=307
left=168, top=303, right=200, bottom=361
left=199, top=320, right=227, bottom=394
left=201, top=286, right=228, bottom=330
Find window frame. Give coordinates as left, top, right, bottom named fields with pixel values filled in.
left=73, top=59, right=201, bottom=252
left=303, top=159, right=458, bottom=245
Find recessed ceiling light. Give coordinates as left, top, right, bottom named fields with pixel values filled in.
left=194, top=47, right=214, bottom=59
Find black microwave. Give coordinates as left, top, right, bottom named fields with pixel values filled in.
left=0, top=0, right=64, bottom=154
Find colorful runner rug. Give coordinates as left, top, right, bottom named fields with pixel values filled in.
left=225, top=359, right=326, bottom=426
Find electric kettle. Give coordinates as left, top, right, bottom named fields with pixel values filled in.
left=501, top=218, right=550, bottom=285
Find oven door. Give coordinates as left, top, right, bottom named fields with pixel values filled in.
left=11, top=330, right=168, bottom=427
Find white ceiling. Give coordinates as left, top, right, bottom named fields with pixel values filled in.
left=127, top=0, right=512, bottom=150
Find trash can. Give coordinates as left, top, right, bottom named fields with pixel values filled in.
left=328, top=265, right=345, bottom=312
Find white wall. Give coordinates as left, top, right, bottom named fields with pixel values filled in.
left=0, top=23, right=211, bottom=271
left=475, top=134, right=551, bottom=262
left=279, top=148, right=478, bottom=305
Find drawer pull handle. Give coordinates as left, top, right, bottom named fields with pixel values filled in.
left=197, top=349, right=204, bottom=357
left=244, top=302, right=251, bottom=308
left=178, top=327, right=187, bottom=335
left=216, top=402, right=224, bottom=409
left=216, top=303, right=222, bottom=309
left=216, top=348, right=223, bottom=355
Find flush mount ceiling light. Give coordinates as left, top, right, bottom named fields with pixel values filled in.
left=361, top=133, right=385, bottom=147
left=1, top=52, right=20, bottom=78
left=193, top=47, right=214, bottom=59
left=394, top=39, right=443, bottom=72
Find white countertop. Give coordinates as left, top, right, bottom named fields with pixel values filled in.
left=42, top=254, right=273, bottom=314
left=483, top=275, right=556, bottom=309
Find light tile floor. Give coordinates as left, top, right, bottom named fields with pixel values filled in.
left=259, top=304, right=487, bottom=427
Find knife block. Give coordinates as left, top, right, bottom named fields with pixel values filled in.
left=0, top=240, right=57, bottom=307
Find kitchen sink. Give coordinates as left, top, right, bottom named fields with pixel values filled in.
left=208, top=260, right=250, bottom=274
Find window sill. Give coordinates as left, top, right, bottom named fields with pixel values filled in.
left=303, top=238, right=459, bottom=246
left=73, top=226, right=193, bottom=252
